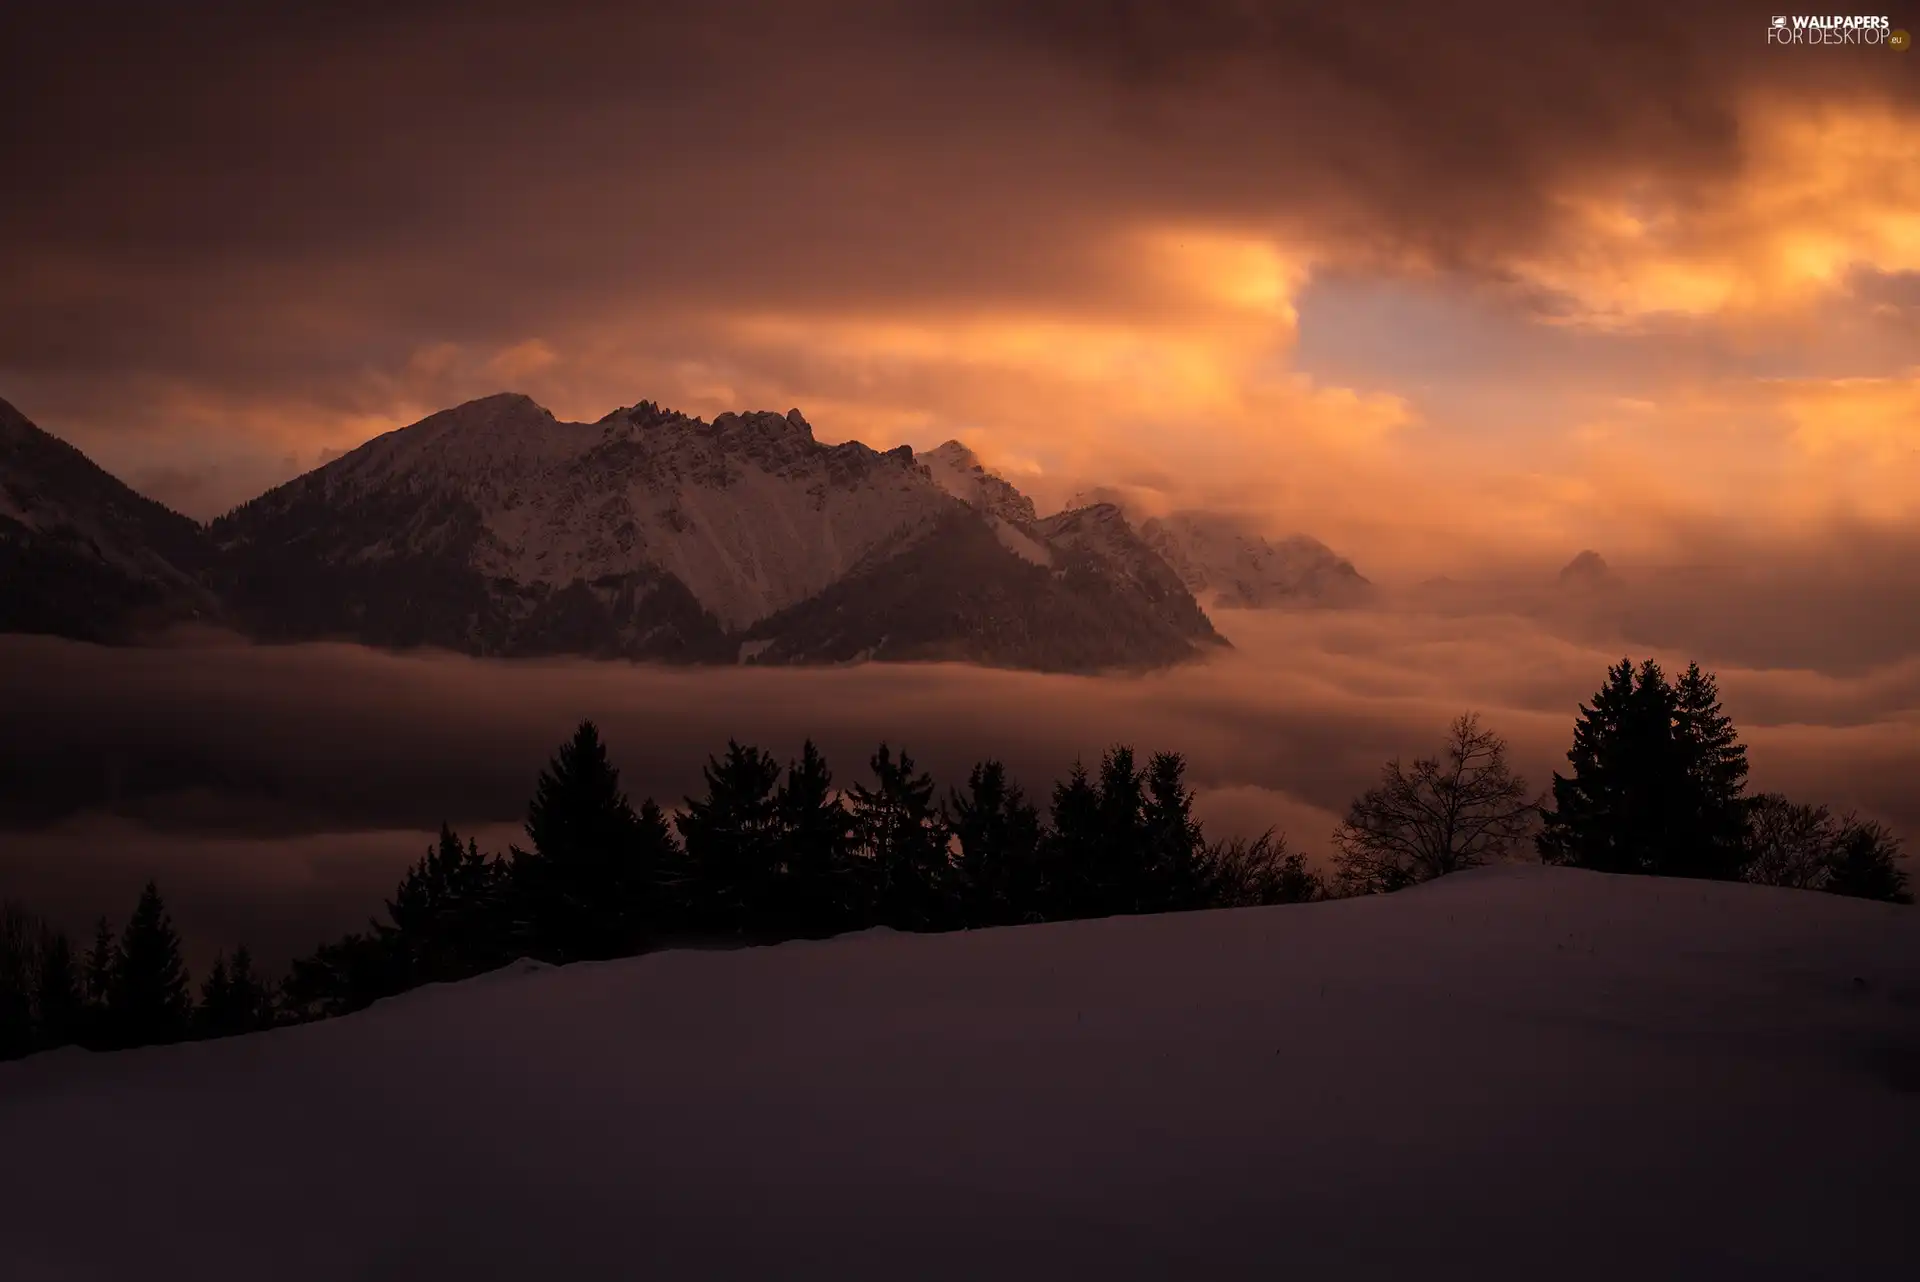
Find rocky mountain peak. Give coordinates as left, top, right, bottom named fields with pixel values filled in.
left=1557, top=549, right=1617, bottom=588
left=918, top=439, right=1038, bottom=524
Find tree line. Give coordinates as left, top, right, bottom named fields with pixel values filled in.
left=1, top=656, right=1908, bottom=1062
left=1329, top=659, right=1910, bottom=903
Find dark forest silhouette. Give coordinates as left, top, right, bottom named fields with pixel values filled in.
left=1, top=658, right=1909, bottom=1061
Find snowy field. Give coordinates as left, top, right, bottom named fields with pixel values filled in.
left=3, top=866, right=1917, bottom=1280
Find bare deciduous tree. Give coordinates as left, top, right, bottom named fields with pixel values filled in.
left=1333, top=713, right=1537, bottom=894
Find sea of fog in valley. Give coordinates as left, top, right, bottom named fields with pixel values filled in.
left=3, top=572, right=1917, bottom=971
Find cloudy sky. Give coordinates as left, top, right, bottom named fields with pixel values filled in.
left=3, top=1, right=1918, bottom=957
left=4, top=0, right=1917, bottom=574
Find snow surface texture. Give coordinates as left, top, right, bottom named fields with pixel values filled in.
left=3, top=867, right=1916, bottom=1281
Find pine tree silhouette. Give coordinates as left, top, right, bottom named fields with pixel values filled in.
left=1044, top=762, right=1102, bottom=919
left=84, top=916, right=115, bottom=1007
left=1540, top=659, right=1754, bottom=879
left=676, top=740, right=783, bottom=936
left=1824, top=819, right=1912, bottom=903
left=947, top=760, right=1044, bottom=927
left=1144, top=752, right=1206, bottom=911
left=33, top=929, right=84, bottom=1051
left=198, top=953, right=234, bottom=1037
left=81, top=916, right=117, bottom=1048
left=849, top=744, right=950, bottom=931
left=512, top=721, right=658, bottom=961
left=224, top=946, right=273, bottom=1031
left=387, top=824, right=511, bottom=983
left=0, top=903, right=35, bottom=1060
left=1094, top=747, right=1150, bottom=915
left=1540, top=660, right=1671, bottom=873
left=1669, top=663, right=1753, bottom=879
left=108, top=881, right=192, bottom=1048
left=775, top=741, right=857, bottom=938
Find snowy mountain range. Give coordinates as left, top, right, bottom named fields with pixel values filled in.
left=3, top=393, right=1377, bottom=669
left=3, top=394, right=1280, bottom=671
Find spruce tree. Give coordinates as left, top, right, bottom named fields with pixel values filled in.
left=512, top=721, right=655, bottom=961
left=225, top=946, right=274, bottom=1032
left=775, top=741, right=857, bottom=938
left=849, top=744, right=950, bottom=931
left=33, top=929, right=84, bottom=1051
left=108, top=882, right=192, bottom=1048
left=198, top=954, right=234, bottom=1038
left=947, top=760, right=1043, bottom=927
left=1143, top=752, right=1205, bottom=911
left=84, top=916, right=115, bottom=1007
left=1669, top=662, right=1753, bottom=879
left=1043, top=762, right=1102, bottom=920
left=1540, top=659, right=1754, bottom=879
left=675, top=740, right=783, bottom=936
left=1824, top=819, right=1912, bottom=903
left=0, top=903, right=35, bottom=1061
left=1094, top=747, right=1149, bottom=915
left=388, top=824, right=511, bottom=983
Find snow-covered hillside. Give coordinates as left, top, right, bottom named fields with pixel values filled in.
left=3, top=866, right=1914, bottom=1280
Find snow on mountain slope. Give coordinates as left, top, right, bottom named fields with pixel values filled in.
left=919, top=440, right=1051, bottom=566
left=227, top=394, right=954, bottom=632
left=3, top=867, right=1915, bottom=1280
left=0, top=396, right=217, bottom=640
left=1140, top=510, right=1373, bottom=608
left=205, top=395, right=1225, bottom=670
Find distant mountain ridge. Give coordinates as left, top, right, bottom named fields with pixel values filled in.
left=2, top=394, right=1238, bottom=672
left=0, top=396, right=218, bottom=640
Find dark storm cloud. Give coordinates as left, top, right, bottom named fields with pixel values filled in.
left=3, top=0, right=1906, bottom=430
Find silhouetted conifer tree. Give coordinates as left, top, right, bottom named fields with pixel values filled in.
left=225, top=946, right=273, bottom=1031
left=0, top=903, right=37, bottom=1060
left=34, top=929, right=84, bottom=1050
left=947, top=760, right=1044, bottom=927
left=108, top=882, right=192, bottom=1048
left=198, top=954, right=233, bottom=1036
left=1094, top=747, right=1150, bottom=915
left=1044, top=762, right=1102, bottom=919
left=1668, top=663, right=1754, bottom=878
left=84, top=917, right=115, bottom=1006
left=512, top=721, right=661, bottom=960
left=849, top=744, right=950, bottom=930
left=1540, top=659, right=1759, bottom=879
left=386, top=824, right=512, bottom=983
left=676, top=740, right=783, bottom=936
left=775, top=741, right=857, bottom=937
left=1144, top=751, right=1205, bottom=911
left=281, top=931, right=405, bottom=1022
left=1824, top=819, right=1912, bottom=903
left=201, top=946, right=274, bottom=1038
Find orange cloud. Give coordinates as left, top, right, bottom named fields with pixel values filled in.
left=1510, top=99, right=1920, bottom=325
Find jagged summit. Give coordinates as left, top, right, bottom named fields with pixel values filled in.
left=918, top=439, right=1039, bottom=525
left=3, top=391, right=1352, bottom=668
left=189, top=393, right=1224, bottom=670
